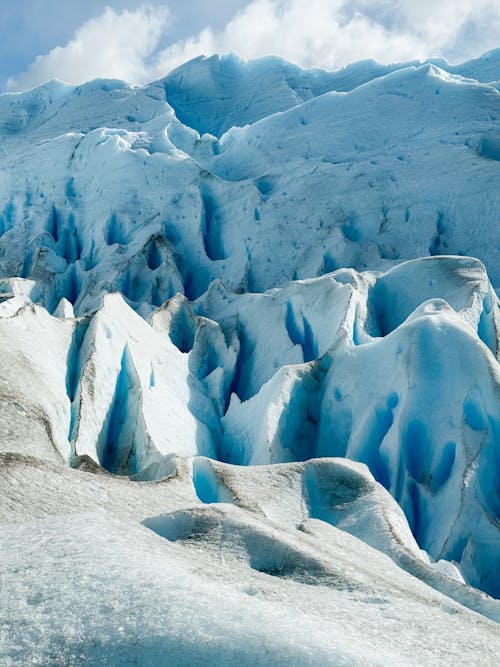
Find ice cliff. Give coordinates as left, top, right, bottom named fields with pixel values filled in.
left=1, top=49, right=500, bottom=665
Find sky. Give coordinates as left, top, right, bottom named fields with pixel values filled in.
left=2, top=0, right=500, bottom=91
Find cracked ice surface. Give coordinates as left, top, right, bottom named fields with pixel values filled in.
left=1, top=49, right=500, bottom=664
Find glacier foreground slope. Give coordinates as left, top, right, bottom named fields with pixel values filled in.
left=2, top=454, right=500, bottom=666
left=1, top=50, right=500, bottom=665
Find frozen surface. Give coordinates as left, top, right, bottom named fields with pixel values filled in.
left=3, top=511, right=498, bottom=667
left=1, top=53, right=500, bottom=313
left=164, top=50, right=500, bottom=137
left=1, top=455, right=499, bottom=665
left=1, top=49, right=500, bottom=664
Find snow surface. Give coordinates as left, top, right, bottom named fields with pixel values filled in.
left=1, top=454, right=499, bottom=665
left=1, top=50, right=500, bottom=664
left=164, top=50, right=500, bottom=137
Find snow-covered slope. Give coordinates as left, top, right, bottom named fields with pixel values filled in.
left=163, top=49, right=500, bottom=137
left=1, top=50, right=500, bottom=664
left=2, top=453, right=500, bottom=665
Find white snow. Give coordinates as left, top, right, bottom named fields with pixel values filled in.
left=1, top=455, right=499, bottom=665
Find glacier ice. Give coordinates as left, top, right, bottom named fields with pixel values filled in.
left=163, top=50, right=500, bottom=138
left=1, top=49, right=500, bottom=664
left=1, top=453, right=500, bottom=666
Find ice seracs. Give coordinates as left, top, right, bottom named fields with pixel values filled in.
left=1, top=49, right=500, bottom=664
left=0, top=255, right=498, bottom=598
left=2, top=54, right=500, bottom=315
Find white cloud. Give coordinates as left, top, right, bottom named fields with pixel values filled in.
left=154, top=0, right=500, bottom=74
left=7, top=4, right=171, bottom=91
left=7, top=0, right=500, bottom=91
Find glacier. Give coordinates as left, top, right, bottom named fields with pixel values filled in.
left=1, top=49, right=500, bottom=665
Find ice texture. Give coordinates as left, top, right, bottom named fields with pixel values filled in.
left=1, top=455, right=500, bottom=665
left=1, top=49, right=500, bottom=664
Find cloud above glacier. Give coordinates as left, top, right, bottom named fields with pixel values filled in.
left=7, top=5, right=172, bottom=91
left=7, top=0, right=500, bottom=91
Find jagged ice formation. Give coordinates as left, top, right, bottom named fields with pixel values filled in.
left=1, top=49, right=500, bottom=665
